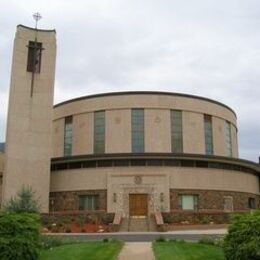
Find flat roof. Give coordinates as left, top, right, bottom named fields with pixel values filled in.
left=54, top=91, right=236, bottom=117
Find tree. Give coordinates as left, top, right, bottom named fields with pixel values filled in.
left=4, top=186, right=40, bottom=213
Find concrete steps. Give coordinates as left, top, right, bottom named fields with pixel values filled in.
left=119, top=217, right=130, bottom=232
left=119, top=216, right=157, bottom=232
left=129, top=218, right=149, bottom=232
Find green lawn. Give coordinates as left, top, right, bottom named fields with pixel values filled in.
left=153, top=241, right=225, bottom=260
left=39, top=241, right=123, bottom=260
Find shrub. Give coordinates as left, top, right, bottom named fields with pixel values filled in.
left=199, top=236, right=215, bottom=245
left=156, top=236, right=166, bottom=242
left=101, top=213, right=115, bottom=225
left=0, top=212, right=41, bottom=260
left=4, top=186, right=40, bottom=213
left=223, top=211, right=260, bottom=260
left=40, top=236, right=80, bottom=249
left=161, top=212, right=174, bottom=224
left=200, top=215, right=213, bottom=224
left=75, top=215, right=85, bottom=227
left=40, top=236, right=64, bottom=249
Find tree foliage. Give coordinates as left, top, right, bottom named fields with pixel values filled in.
left=223, top=211, right=260, bottom=260
left=4, top=186, right=40, bottom=213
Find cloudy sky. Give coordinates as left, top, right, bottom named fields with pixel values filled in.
left=1, top=0, right=260, bottom=161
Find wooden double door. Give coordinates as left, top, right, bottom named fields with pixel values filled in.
left=129, top=194, right=148, bottom=216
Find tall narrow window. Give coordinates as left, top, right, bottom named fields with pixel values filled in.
left=94, top=111, right=105, bottom=154
left=27, top=41, right=42, bottom=73
left=132, top=109, right=144, bottom=153
left=64, top=116, right=73, bottom=156
left=204, top=115, right=213, bottom=155
left=171, top=110, right=183, bottom=153
left=225, top=121, right=232, bottom=157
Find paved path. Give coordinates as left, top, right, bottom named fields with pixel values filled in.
left=117, top=242, right=155, bottom=260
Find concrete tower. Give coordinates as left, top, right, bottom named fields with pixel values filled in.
left=2, top=25, right=56, bottom=212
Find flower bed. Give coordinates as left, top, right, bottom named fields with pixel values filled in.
left=41, top=211, right=114, bottom=233
left=161, top=210, right=248, bottom=225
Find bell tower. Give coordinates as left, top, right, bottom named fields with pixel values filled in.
left=2, top=20, right=56, bottom=212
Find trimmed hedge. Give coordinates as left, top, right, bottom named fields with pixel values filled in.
left=0, top=212, right=41, bottom=260
left=223, top=211, right=260, bottom=260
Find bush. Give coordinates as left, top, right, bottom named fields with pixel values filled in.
left=75, top=215, right=86, bottom=227
left=161, top=212, right=174, bottom=224
left=40, top=236, right=64, bottom=249
left=101, top=213, right=115, bottom=225
left=223, top=211, right=260, bottom=260
left=156, top=236, right=166, bottom=242
left=40, top=235, right=80, bottom=249
left=199, top=236, right=215, bottom=245
left=0, top=212, right=41, bottom=260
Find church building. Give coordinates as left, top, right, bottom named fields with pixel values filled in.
left=0, top=25, right=259, bottom=218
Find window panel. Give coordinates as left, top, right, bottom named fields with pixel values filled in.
left=225, top=121, right=232, bottom=157
left=204, top=115, right=213, bottom=155
left=94, top=111, right=105, bottom=154
left=79, top=195, right=98, bottom=210
left=179, top=195, right=198, bottom=210
left=171, top=110, right=183, bottom=153
left=64, top=116, right=73, bottom=156
left=132, top=109, right=144, bottom=153
left=248, top=198, right=256, bottom=209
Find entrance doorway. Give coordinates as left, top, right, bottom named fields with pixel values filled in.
left=129, top=194, right=148, bottom=216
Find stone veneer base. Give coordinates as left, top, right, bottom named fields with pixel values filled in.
left=49, top=189, right=259, bottom=212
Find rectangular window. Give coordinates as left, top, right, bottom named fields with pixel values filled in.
left=64, top=116, right=73, bottom=156
left=204, top=115, right=214, bottom=155
left=131, top=109, right=144, bottom=153
left=171, top=110, right=183, bottom=153
left=225, top=121, right=232, bottom=157
left=178, top=195, right=198, bottom=210
left=94, top=111, right=105, bottom=154
left=248, top=198, right=256, bottom=209
left=27, top=41, right=42, bottom=73
left=79, top=195, right=98, bottom=210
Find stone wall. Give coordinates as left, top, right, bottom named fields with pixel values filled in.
left=49, top=190, right=107, bottom=212
left=170, top=189, right=260, bottom=211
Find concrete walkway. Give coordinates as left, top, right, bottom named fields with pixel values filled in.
left=117, top=242, right=155, bottom=260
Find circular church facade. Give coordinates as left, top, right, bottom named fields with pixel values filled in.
left=50, top=92, right=260, bottom=216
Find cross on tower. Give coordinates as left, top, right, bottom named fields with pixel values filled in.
left=33, top=12, right=42, bottom=29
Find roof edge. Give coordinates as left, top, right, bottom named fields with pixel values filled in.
left=53, top=91, right=237, bottom=118
left=17, top=24, right=56, bottom=33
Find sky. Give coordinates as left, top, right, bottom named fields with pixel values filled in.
left=0, top=0, right=260, bottom=162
